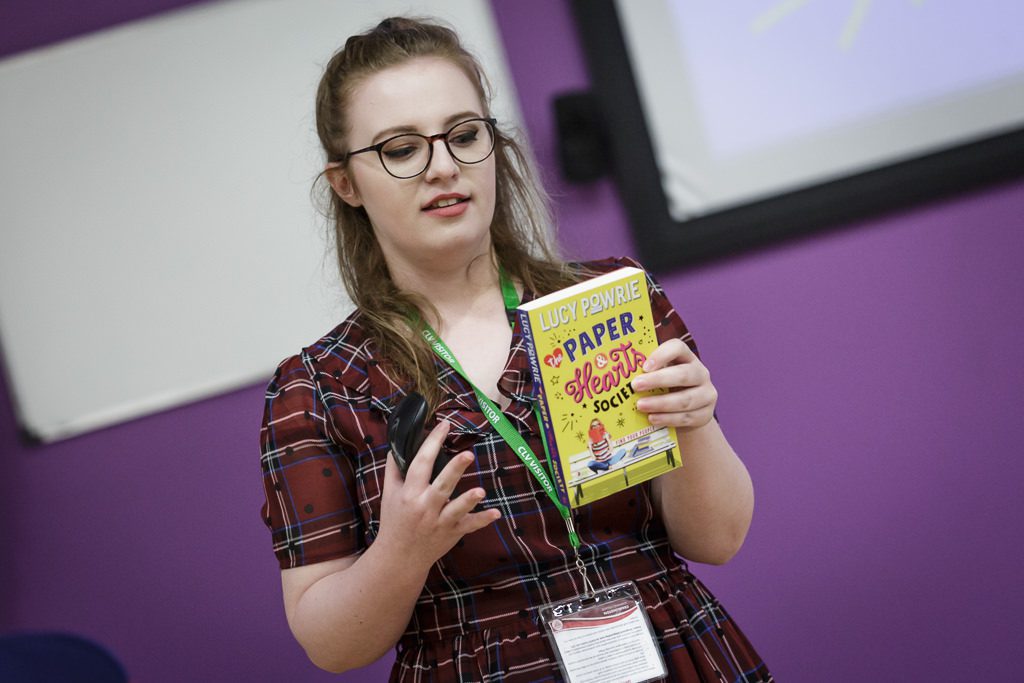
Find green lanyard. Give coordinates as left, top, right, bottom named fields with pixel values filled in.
left=419, top=269, right=581, bottom=549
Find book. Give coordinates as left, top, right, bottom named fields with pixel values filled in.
left=517, top=266, right=681, bottom=509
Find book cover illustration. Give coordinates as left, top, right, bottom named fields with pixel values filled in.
left=517, top=266, right=681, bottom=509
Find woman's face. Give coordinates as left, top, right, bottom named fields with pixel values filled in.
left=331, top=57, right=497, bottom=279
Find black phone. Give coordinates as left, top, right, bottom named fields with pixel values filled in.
left=386, top=392, right=450, bottom=481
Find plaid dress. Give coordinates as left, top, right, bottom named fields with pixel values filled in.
left=260, top=257, right=772, bottom=682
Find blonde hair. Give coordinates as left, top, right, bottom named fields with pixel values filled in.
left=314, top=17, right=579, bottom=407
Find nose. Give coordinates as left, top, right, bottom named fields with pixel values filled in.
left=423, top=138, right=459, bottom=181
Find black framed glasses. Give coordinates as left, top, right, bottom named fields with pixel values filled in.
left=345, top=117, right=497, bottom=179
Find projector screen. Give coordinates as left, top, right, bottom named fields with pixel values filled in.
left=572, top=0, right=1024, bottom=270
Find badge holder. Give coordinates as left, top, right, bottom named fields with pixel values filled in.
left=539, top=580, right=667, bottom=683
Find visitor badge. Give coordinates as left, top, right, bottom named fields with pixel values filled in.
left=538, top=581, right=666, bottom=683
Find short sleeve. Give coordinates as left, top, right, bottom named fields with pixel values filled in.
left=259, top=354, right=364, bottom=569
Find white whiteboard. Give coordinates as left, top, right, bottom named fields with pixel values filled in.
left=0, top=0, right=522, bottom=442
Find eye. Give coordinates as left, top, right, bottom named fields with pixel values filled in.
left=381, top=136, right=424, bottom=160
left=383, top=146, right=417, bottom=160
left=449, top=130, right=479, bottom=146
left=448, top=122, right=484, bottom=147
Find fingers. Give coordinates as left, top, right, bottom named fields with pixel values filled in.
left=637, top=383, right=716, bottom=413
left=404, top=420, right=451, bottom=484
left=399, top=419, right=499, bottom=530
left=441, top=487, right=502, bottom=536
left=426, top=454, right=501, bottom=535
left=444, top=486, right=486, bottom=516
left=377, top=419, right=500, bottom=566
left=641, top=338, right=695, bottom=373
left=443, top=486, right=500, bottom=520
left=631, top=339, right=716, bottom=431
left=641, top=399, right=716, bottom=429
left=403, top=421, right=482, bottom=505
left=632, top=356, right=708, bottom=393
left=430, top=450, right=475, bottom=494
left=461, top=508, right=503, bottom=534
left=384, top=448, right=403, bottom=489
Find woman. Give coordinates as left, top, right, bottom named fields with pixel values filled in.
left=260, top=17, right=771, bottom=682
left=587, top=418, right=613, bottom=463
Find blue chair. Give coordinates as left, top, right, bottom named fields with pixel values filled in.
left=0, top=632, right=128, bottom=683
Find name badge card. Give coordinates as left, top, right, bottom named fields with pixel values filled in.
left=539, top=581, right=667, bottom=683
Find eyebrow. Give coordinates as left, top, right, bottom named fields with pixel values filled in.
left=371, top=111, right=484, bottom=143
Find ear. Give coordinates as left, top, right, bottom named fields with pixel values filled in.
left=325, top=162, right=362, bottom=208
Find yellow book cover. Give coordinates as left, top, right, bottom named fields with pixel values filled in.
left=517, top=266, right=681, bottom=509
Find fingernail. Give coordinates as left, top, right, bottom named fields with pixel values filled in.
left=632, top=378, right=647, bottom=391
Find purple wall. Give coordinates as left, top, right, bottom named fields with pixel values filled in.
left=0, top=3, right=391, bottom=681
left=493, top=3, right=1024, bottom=681
left=3, top=1, right=1022, bottom=682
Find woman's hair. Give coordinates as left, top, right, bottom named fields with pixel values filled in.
left=314, top=16, right=580, bottom=406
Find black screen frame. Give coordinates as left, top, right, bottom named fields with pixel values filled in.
left=569, top=0, right=1024, bottom=272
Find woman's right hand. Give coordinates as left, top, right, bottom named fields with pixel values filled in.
left=375, top=420, right=501, bottom=569
left=281, top=420, right=500, bottom=673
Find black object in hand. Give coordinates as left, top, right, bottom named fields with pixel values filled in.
left=386, top=392, right=450, bottom=481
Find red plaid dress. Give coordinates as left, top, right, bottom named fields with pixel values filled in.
left=260, top=257, right=772, bottom=682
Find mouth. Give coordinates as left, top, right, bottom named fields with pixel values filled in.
left=423, top=194, right=469, bottom=211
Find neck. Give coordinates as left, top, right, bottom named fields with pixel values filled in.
left=391, top=250, right=504, bottom=328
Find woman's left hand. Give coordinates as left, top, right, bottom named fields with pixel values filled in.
left=631, top=338, right=717, bottom=432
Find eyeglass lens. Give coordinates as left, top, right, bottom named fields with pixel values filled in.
left=380, top=119, right=494, bottom=178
